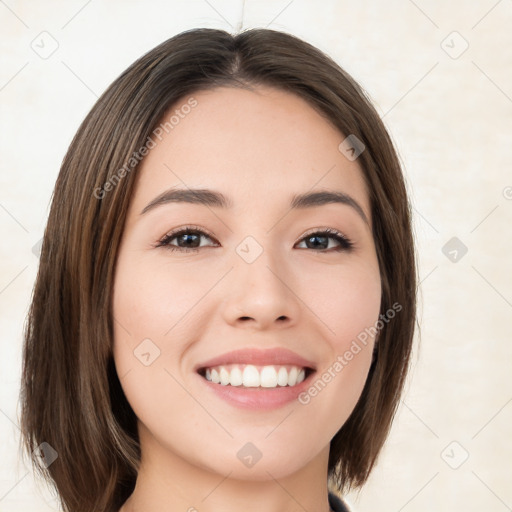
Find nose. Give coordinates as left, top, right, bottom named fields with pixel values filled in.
left=221, top=243, right=301, bottom=331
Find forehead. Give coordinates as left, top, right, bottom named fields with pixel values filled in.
left=130, top=85, right=370, bottom=221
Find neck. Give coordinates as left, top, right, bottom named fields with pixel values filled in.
left=120, top=425, right=333, bottom=512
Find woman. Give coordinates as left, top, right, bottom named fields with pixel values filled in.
left=20, top=27, right=418, bottom=512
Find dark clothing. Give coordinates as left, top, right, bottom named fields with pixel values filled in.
left=328, top=491, right=350, bottom=512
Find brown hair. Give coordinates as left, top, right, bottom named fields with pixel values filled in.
left=20, top=27, right=417, bottom=512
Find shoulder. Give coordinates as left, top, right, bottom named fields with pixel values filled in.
left=328, top=491, right=351, bottom=512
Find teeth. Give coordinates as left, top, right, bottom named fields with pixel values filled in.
left=260, top=366, right=277, bottom=388
left=219, top=367, right=230, bottom=385
left=230, top=367, right=243, bottom=386
left=202, top=364, right=309, bottom=388
left=243, top=365, right=260, bottom=387
left=277, top=367, right=288, bottom=386
left=288, top=366, right=298, bottom=386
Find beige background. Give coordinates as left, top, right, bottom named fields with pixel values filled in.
left=1, top=1, right=511, bottom=511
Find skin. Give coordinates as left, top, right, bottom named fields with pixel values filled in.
left=113, top=85, right=381, bottom=512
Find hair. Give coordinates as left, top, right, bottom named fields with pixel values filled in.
left=20, top=27, right=418, bottom=512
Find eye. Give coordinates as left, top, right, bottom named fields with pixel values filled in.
left=155, top=226, right=354, bottom=253
left=155, top=225, right=218, bottom=253
left=295, top=228, right=354, bottom=252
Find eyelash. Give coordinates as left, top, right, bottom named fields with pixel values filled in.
left=154, top=225, right=354, bottom=253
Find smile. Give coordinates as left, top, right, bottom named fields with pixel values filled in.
left=198, top=364, right=314, bottom=388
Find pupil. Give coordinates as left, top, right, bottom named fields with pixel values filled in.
left=309, top=235, right=327, bottom=249
left=181, top=233, right=199, bottom=247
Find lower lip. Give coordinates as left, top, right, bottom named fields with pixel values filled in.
left=197, top=371, right=315, bottom=410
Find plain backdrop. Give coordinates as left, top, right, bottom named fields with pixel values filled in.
left=1, top=1, right=511, bottom=511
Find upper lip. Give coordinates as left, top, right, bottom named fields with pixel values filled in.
left=194, top=348, right=317, bottom=372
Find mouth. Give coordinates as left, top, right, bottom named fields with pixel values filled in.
left=193, top=347, right=317, bottom=409
left=197, top=364, right=316, bottom=389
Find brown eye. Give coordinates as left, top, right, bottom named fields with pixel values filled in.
left=156, top=227, right=218, bottom=253
left=296, top=229, right=354, bottom=252
left=155, top=226, right=354, bottom=253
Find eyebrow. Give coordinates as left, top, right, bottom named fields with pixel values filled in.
left=140, top=188, right=369, bottom=225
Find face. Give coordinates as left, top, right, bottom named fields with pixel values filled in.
left=112, top=85, right=381, bottom=481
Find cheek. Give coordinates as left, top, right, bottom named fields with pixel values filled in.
left=111, top=255, right=211, bottom=454
left=112, top=253, right=215, bottom=351
left=301, top=257, right=382, bottom=349
left=293, top=260, right=381, bottom=427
